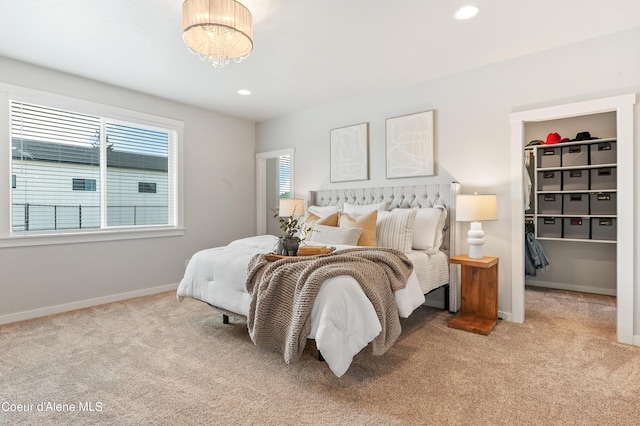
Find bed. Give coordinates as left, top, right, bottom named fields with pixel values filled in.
left=177, top=183, right=462, bottom=376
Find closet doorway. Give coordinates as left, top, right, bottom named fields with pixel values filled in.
left=509, top=94, right=636, bottom=345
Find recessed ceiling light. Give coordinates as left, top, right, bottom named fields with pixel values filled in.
left=454, top=5, right=479, bottom=20
left=237, top=89, right=251, bottom=96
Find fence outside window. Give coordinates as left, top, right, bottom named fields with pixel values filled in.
left=12, top=203, right=168, bottom=232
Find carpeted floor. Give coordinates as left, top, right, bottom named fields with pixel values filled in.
left=1, top=286, right=638, bottom=425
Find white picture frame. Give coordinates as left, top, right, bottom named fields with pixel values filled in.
left=385, top=110, right=434, bottom=178
left=330, top=122, right=369, bottom=182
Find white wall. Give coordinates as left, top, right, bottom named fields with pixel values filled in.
left=0, top=56, right=256, bottom=322
left=256, top=27, right=640, bottom=330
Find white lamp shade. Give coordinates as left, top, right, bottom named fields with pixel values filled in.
left=456, top=194, right=498, bottom=222
left=279, top=198, right=304, bottom=217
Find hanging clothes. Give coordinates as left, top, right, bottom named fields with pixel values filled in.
left=524, top=150, right=533, bottom=211
left=525, top=228, right=550, bottom=277
left=525, top=239, right=537, bottom=277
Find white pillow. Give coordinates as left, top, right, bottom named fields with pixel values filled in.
left=343, top=201, right=389, bottom=217
left=376, top=209, right=418, bottom=253
left=308, top=224, right=362, bottom=246
left=408, top=206, right=447, bottom=254
left=307, top=205, right=341, bottom=218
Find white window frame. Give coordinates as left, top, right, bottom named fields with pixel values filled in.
left=0, top=84, right=184, bottom=248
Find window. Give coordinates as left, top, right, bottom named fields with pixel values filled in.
left=10, top=100, right=179, bottom=235
left=138, top=182, right=157, bottom=194
left=72, top=178, right=97, bottom=191
left=11, top=174, right=16, bottom=189
left=278, top=154, right=291, bottom=198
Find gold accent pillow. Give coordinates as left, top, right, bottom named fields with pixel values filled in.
left=338, top=210, right=378, bottom=246
left=304, top=211, right=339, bottom=230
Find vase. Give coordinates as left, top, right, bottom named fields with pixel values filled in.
left=282, top=236, right=299, bottom=256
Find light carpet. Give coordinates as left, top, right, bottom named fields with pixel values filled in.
left=1, top=287, right=638, bottom=425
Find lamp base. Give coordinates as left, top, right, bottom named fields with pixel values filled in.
left=467, top=221, right=485, bottom=259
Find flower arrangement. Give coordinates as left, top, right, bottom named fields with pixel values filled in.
left=273, top=204, right=312, bottom=255
left=273, top=206, right=311, bottom=242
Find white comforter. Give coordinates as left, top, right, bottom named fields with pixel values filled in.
left=177, top=235, right=425, bottom=377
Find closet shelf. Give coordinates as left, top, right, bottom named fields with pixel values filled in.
left=526, top=136, right=617, bottom=242
left=531, top=136, right=617, bottom=149
left=536, top=214, right=616, bottom=218
left=537, top=237, right=616, bottom=244
left=537, top=189, right=617, bottom=194
left=537, top=163, right=616, bottom=172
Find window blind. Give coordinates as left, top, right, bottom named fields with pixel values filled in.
left=278, top=154, right=291, bottom=198
left=11, top=102, right=101, bottom=231
left=104, top=121, right=169, bottom=227
left=10, top=101, right=175, bottom=233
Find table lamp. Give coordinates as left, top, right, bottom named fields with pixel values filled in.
left=278, top=198, right=304, bottom=217
left=456, top=193, right=498, bottom=259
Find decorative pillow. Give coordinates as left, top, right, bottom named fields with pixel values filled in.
left=304, top=211, right=339, bottom=229
left=408, top=206, right=447, bottom=254
left=342, top=201, right=389, bottom=217
left=376, top=209, right=418, bottom=253
left=307, top=205, right=341, bottom=218
left=309, top=224, right=362, bottom=246
left=337, top=210, right=377, bottom=246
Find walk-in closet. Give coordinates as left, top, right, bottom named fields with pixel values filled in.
left=510, top=94, right=635, bottom=345
left=524, top=113, right=617, bottom=296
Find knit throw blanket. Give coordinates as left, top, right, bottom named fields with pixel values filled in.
left=245, top=247, right=413, bottom=365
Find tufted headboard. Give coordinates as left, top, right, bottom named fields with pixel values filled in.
left=308, top=183, right=462, bottom=311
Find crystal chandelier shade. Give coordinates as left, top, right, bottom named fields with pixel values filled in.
left=182, top=0, right=253, bottom=69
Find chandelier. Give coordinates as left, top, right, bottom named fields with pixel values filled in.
left=182, top=0, right=253, bottom=69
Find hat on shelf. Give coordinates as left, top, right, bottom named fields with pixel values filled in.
left=571, top=131, right=599, bottom=141
left=544, top=132, right=570, bottom=144
left=526, top=140, right=543, bottom=146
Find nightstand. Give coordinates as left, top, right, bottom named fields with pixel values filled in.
left=447, top=254, right=499, bottom=335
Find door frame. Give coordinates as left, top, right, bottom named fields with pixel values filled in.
left=255, top=148, right=295, bottom=235
left=509, top=94, right=636, bottom=345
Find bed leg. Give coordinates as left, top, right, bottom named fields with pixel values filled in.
left=222, top=314, right=229, bottom=324
left=444, top=285, right=451, bottom=312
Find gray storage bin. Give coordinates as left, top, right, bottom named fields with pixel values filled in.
left=591, top=218, right=616, bottom=241
left=537, top=170, right=561, bottom=191
left=589, top=192, right=616, bottom=215
left=538, top=193, right=562, bottom=214
left=563, top=193, right=589, bottom=215
left=590, top=141, right=616, bottom=165
left=590, top=167, right=617, bottom=190
left=562, top=169, right=589, bottom=190
left=563, top=217, right=590, bottom=239
left=537, top=217, right=562, bottom=238
left=561, top=144, right=589, bottom=166
left=537, top=146, right=561, bottom=168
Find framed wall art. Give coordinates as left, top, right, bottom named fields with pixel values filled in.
left=330, top=122, right=369, bottom=182
left=385, top=110, right=434, bottom=178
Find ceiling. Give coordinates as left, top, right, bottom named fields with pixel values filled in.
left=0, top=1, right=639, bottom=122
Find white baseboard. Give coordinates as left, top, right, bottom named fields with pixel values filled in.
left=525, top=280, right=616, bottom=296
left=498, top=310, right=512, bottom=321
left=0, top=283, right=179, bottom=325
